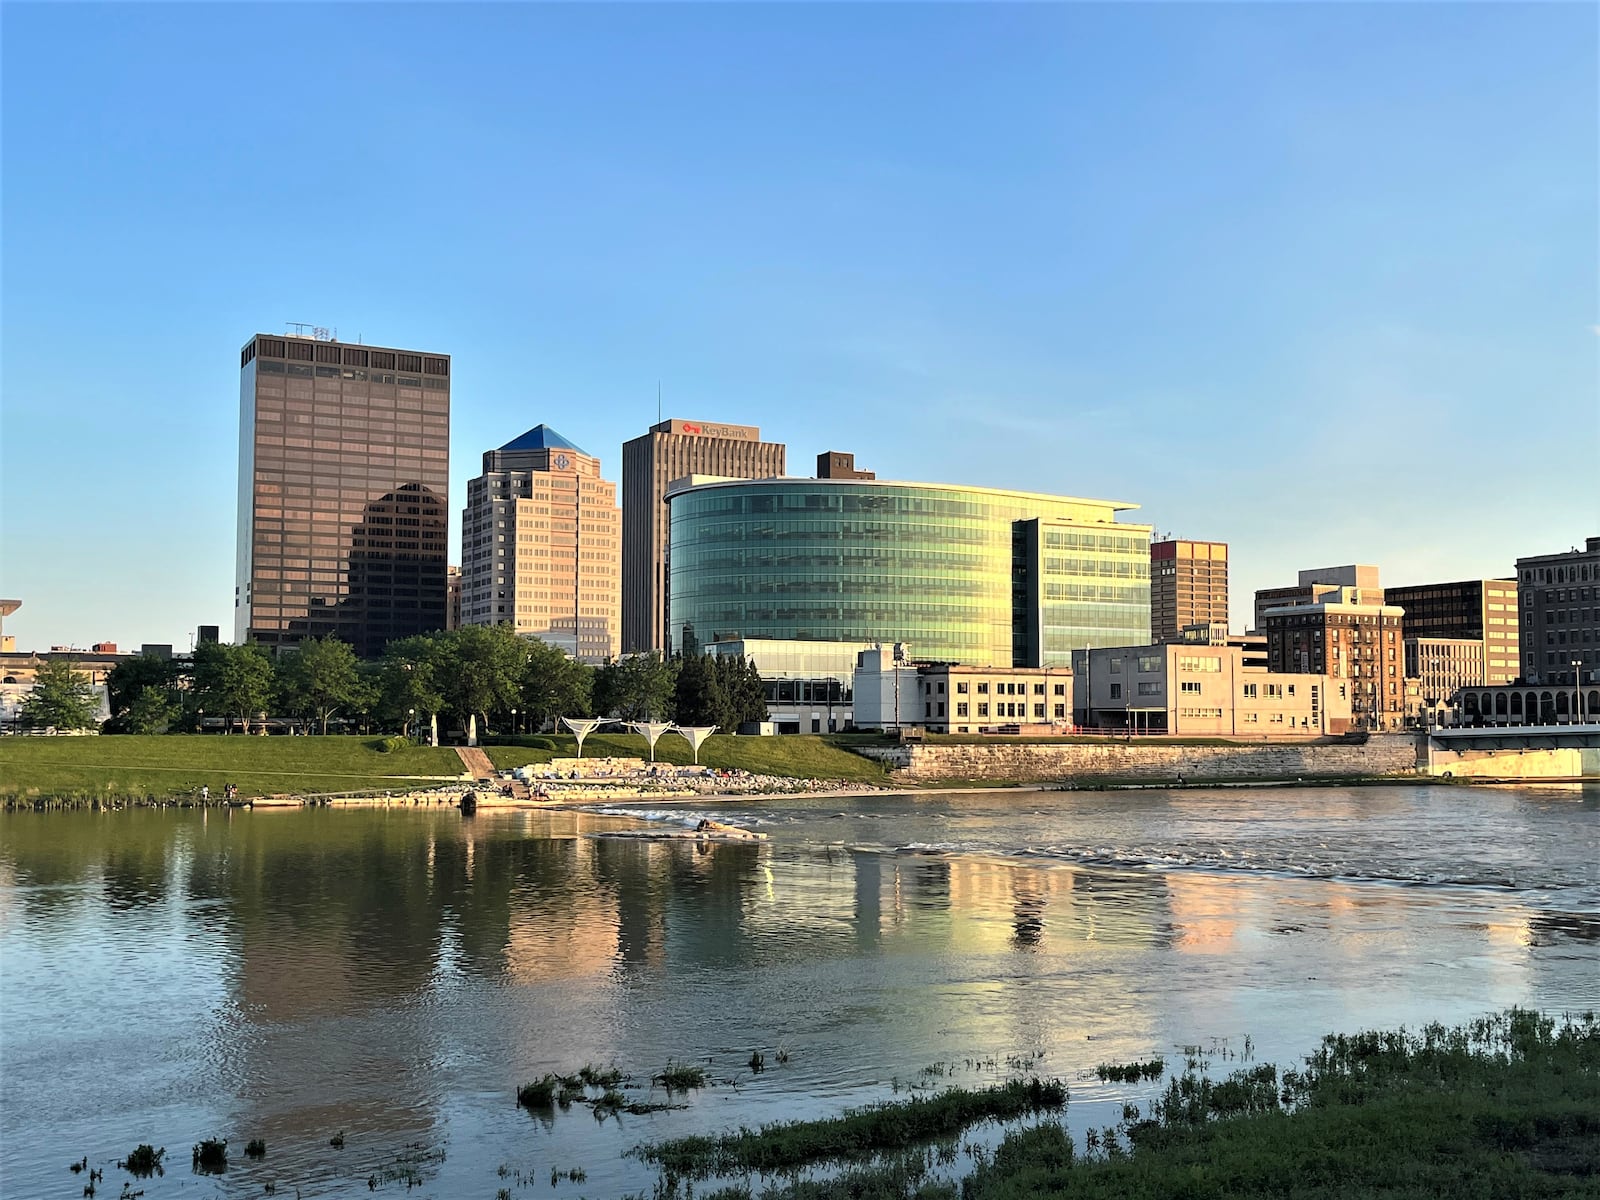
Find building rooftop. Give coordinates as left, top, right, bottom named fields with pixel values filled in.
left=499, top=424, right=586, bottom=455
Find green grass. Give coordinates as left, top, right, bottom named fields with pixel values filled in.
left=636, top=1078, right=1066, bottom=1178
left=0, top=735, right=465, bottom=802
left=963, top=1008, right=1600, bottom=1199
left=656, top=1011, right=1600, bottom=1200
left=483, top=733, right=891, bottom=784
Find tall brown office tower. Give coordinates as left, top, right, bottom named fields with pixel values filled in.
left=622, top=418, right=785, bottom=653
left=235, top=333, right=450, bottom=658
left=1149, top=539, right=1228, bottom=641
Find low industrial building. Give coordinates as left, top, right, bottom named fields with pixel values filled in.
left=1071, top=631, right=1353, bottom=736
left=850, top=645, right=1071, bottom=734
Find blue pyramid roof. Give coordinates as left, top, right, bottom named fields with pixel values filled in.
left=499, top=424, right=586, bottom=454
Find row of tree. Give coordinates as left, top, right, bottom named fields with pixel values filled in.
left=91, top=626, right=768, bottom=736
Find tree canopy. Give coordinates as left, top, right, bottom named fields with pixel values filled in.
left=18, top=659, right=101, bottom=731
left=192, top=642, right=277, bottom=733
left=276, top=636, right=374, bottom=734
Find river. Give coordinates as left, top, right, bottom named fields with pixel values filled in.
left=2, top=783, right=1596, bottom=1198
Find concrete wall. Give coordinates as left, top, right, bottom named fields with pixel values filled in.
left=1427, top=745, right=1598, bottom=780
left=855, top=734, right=1423, bottom=783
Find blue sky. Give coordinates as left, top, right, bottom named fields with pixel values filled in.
left=2, top=3, right=1596, bottom=652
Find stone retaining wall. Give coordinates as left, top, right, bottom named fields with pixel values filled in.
left=856, top=734, right=1423, bottom=783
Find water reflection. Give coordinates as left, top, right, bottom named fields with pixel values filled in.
left=1, top=788, right=1596, bottom=1200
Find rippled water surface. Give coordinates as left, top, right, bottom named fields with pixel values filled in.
left=2, top=785, right=1596, bottom=1199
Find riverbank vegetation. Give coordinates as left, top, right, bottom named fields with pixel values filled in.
left=649, top=1009, right=1599, bottom=1200
left=86, top=626, right=770, bottom=740
left=637, top=1078, right=1067, bottom=1179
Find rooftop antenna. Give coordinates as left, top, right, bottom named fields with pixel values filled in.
left=657, top=380, right=662, bottom=426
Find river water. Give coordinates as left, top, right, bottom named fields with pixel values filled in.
left=2, top=784, right=1596, bottom=1199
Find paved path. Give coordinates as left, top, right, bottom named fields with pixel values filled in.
left=455, top=746, right=496, bottom=780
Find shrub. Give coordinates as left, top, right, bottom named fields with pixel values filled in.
left=517, top=1074, right=560, bottom=1108
left=375, top=735, right=412, bottom=754
left=120, top=1145, right=165, bottom=1176
left=192, top=1138, right=227, bottom=1173
left=244, top=1139, right=266, bottom=1159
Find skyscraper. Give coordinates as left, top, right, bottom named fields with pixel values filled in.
left=460, top=425, right=620, bottom=662
left=1149, top=539, right=1228, bottom=641
left=622, top=418, right=785, bottom=653
left=236, top=333, right=449, bottom=658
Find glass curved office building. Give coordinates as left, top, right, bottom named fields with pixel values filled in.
left=668, top=479, right=1151, bottom=667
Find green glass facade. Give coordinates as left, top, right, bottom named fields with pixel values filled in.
left=668, top=480, right=1151, bottom=667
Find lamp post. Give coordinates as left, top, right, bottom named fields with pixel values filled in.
left=408, top=707, right=416, bottom=742
left=197, top=706, right=204, bottom=735
left=511, top=707, right=519, bottom=736
left=1573, top=660, right=1584, bottom=725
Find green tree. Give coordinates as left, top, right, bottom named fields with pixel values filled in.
left=438, top=624, right=527, bottom=735
left=672, top=652, right=718, bottom=727
left=379, top=634, right=447, bottom=739
left=106, top=652, right=176, bottom=720
left=124, top=685, right=179, bottom=734
left=737, top=657, right=770, bottom=726
left=521, top=638, right=593, bottom=731
left=192, top=642, right=277, bottom=734
left=18, top=658, right=100, bottom=730
left=595, top=651, right=677, bottom=722
left=277, top=636, right=373, bottom=734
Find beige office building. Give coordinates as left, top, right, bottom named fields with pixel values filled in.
left=236, top=333, right=450, bottom=657
left=1073, top=630, right=1353, bottom=736
left=1405, top=636, right=1484, bottom=708
left=1150, top=539, right=1228, bottom=642
left=1385, top=578, right=1519, bottom=687
left=461, top=425, right=620, bottom=663
left=622, top=418, right=785, bottom=653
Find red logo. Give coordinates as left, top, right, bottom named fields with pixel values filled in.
left=681, top=422, right=701, bottom=434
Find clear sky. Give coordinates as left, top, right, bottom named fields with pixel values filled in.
left=2, top=3, right=1596, bottom=652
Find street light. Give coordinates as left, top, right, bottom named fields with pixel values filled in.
left=408, top=707, right=416, bottom=742
left=197, top=707, right=204, bottom=735
left=511, top=707, right=519, bottom=736
left=1573, top=660, right=1584, bottom=725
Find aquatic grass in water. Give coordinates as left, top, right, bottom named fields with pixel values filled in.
left=190, top=1139, right=227, bottom=1174
left=117, top=1146, right=164, bottom=1177
left=1094, top=1057, right=1165, bottom=1083
left=636, top=1077, right=1066, bottom=1177
left=653, top=1060, right=708, bottom=1091
left=579, top=1063, right=625, bottom=1089
left=959, top=1008, right=1600, bottom=1199
left=517, top=1074, right=561, bottom=1109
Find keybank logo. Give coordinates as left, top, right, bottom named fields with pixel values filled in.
left=674, top=420, right=752, bottom=440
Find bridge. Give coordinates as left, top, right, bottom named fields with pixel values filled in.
left=1425, top=723, right=1600, bottom=781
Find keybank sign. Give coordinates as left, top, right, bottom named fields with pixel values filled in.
left=670, top=419, right=757, bottom=440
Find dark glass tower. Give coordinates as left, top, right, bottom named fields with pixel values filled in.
left=235, top=334, right=450, bottom=657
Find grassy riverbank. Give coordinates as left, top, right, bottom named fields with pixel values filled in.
left=671, top=1009, right=1600, bottom=1200
left=0, top=732, right=891, bottom=804
left=0, top=735, right=464, bottom=803
left=483, top=733, right=891, bottom=784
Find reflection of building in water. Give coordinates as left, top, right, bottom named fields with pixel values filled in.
left=503, top=837, right=620, bottom=982
left=1165, top=873, right=1242, bottom=951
